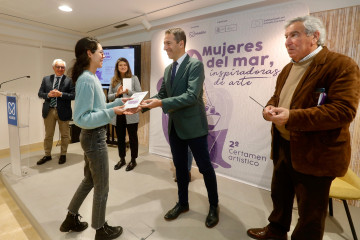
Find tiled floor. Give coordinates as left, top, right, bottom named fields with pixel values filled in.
left=0, top=143, right=359, bottom=240
left=0, top=178, right=41, bottom=240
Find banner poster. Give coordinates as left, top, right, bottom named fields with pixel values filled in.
left=149, top=2, right=308, bottom=190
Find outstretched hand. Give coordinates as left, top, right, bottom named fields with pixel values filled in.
left=139, top=99, right=162, bottom=109
left=113, top=105, right=126, bottom=115
left=123, top=106, right=142, bottom=115
left=114, top=105, right=142, bottom=115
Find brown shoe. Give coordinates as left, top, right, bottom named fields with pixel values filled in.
left=247, top=225, right=287, bottom=240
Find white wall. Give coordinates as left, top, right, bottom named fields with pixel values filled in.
left=0, top=20, right=78, bottom=150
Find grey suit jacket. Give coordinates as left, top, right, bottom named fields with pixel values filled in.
left=108, top=75, right=142, bottom=124
left=38, top=74, right=75, bottom=121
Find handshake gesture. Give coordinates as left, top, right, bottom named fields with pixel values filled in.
left=113, top=96, right=161, bottom=115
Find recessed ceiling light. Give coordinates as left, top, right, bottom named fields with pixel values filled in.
left=58, top=5, right=72, bottom=12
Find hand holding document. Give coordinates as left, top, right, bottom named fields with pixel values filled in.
left=123, top=78, right=132, bottom=92
left=113, top=105, right=126, bottom=115
left=124, top=91, right=148, bottom=109
left=124, top=107, right=141, bottom=115
left=139, top=98, right=162, bottom=109
left=121, top=97, right=132, bottom=104
left=114, top=105, right=141, bottom=115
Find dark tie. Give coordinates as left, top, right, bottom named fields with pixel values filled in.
left=50, top=77, right=60, bottom=107
left=170, top=61, right=178, bottom=86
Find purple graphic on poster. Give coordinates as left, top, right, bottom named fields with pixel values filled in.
left=157, top=49, right=233, bottom=169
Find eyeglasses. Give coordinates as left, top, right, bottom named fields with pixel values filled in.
left=55, top=66, right=65, bottom=69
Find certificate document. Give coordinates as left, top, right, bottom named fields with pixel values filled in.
left=122, top=78, right=132, bottom=91
left=124, top=91, right=148, bottom=109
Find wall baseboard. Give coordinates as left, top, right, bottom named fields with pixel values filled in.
left=0, top=142, right=53, bottom=159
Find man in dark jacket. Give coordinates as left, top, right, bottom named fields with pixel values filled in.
left=141, top=28, right=219, bottom=228
left=38, top=59, right=75, bottom=165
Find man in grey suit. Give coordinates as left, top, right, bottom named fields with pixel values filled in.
left=141, top=28, right=219, bottom=228
left=37, top=59, right=75, bottom=165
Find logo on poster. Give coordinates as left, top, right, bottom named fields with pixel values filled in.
left=251, top=19, right=263, bottom=28
left=7, top=96, right=17, bottom=126
left=104, top=52, right=111, bottom=59
left=8, top=102, right=16, bottom=116
left=189, top=30, right=206, bottom=38
left=216, top=24, right=237, bottom=34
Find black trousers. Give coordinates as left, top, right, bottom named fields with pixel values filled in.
left=268, top=136, right=334, bottom=240
left=169, top=125, right=218, bottom=206
left=115, top=115, right=139, bottom=160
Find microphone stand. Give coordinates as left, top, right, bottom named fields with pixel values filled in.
left=0, top=76, right=30, bottom=89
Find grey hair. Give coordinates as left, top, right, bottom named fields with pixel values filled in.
left=285, top=16, right=326, bottom=46
left=52, top=59, right=66, bottom=67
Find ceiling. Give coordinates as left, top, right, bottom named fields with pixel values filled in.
left=1, top=0, right=358, bottom=38
left=0, top=0, right=234, bottom=37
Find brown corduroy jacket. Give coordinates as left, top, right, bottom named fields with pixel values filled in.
left=267, top=46, right=360, bottom=177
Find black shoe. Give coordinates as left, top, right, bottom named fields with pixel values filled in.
left=164, top=202, right=189, bottom=221
left=125, top=160, right=137, bottom=171
left=59, top=155, right=66, bottom=164
left=37, top=156, right=52, bottom=165
left=205, top=205, right=219, bottom=228
left=114, top=159, right=126, bottom=170
left=95, top=222, right=123, bottom=240
left=60, top=212, right=88, bottom=232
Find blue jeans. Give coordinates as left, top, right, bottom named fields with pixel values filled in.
left=67, top=126, right=109, bottom=229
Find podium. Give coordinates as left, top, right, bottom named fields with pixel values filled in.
left=1, top=92, right=30, bottom=176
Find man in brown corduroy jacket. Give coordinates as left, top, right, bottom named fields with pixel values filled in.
left=247, top=15, right=360, bottom=240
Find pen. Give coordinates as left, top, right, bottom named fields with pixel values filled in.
left=249, top=96, right=265, bottom=109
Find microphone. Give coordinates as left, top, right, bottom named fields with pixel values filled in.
left=0, top=76, right=30, bottom=88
